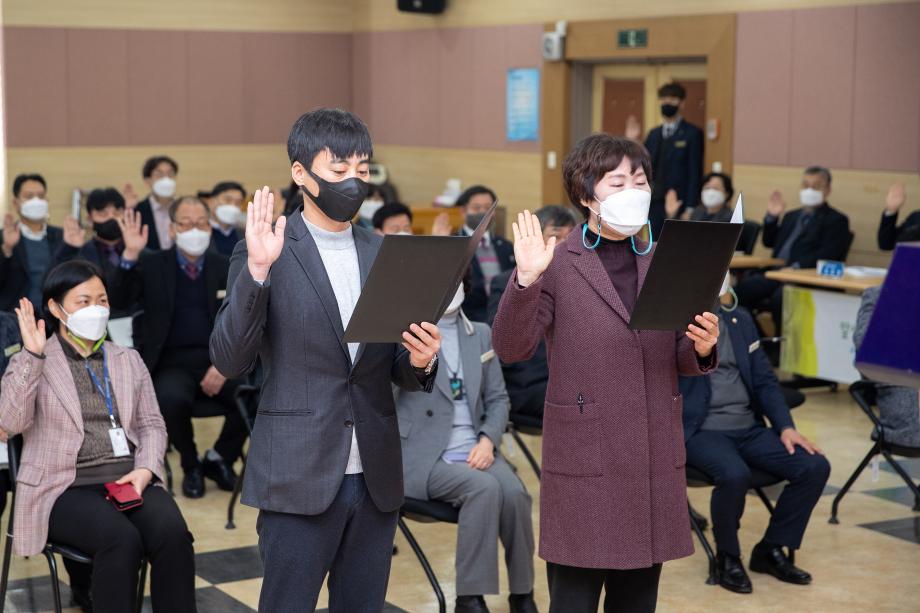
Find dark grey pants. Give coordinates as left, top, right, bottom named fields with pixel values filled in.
left=256, top=474, right=398, bottom=613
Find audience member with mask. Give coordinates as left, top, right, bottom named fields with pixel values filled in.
left=735, top=166, right=850, bottom=334
left=133, top=155, right=179, bottom=251
left=454, top=185, right=515, bottom=323
left=110, top=197, right=247, bottom=499
left=372, top=202, right=414, bottom=235
left=0, top=260, right=195, bottom=613
left=492, top=134, right=720, bottom=613
left=677, top=172, right=736, bottom=223
left=356, top=184, right=387, bottom=230
left=680, top=274, right=830, bottom=595
left=397, top=282, right=538, bottom=613
left=0, top=173, right=81, bottom=312
left=207, top=181, right=246, bottom=257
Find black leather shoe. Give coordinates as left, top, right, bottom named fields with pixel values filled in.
left=749, top=543, right=812, bottom=585
left=717, top=552, right=752, bottom=594
left=201, top=455, right=237, bottom=491
left=509, top=591, right=539, bottom=613
left=455, top=595, right=490, bottom=613
left=182, top=465, right=205, bottom=498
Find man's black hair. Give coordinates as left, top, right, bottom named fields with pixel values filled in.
left=372, top=202, right=413, bottom=230
left=13, top=173, right=46, bottom=197
left=287, top=108, right=373, bottom=169
left=211, top=181, right=246, bottom=199
left=142, top=155, right=179, bottom=179
left=85, top=187, right=125, bottom=213
left=455, top=185, right=497, bottom=208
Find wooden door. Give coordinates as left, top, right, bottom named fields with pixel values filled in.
left=601, top=79, right=645, bottom=137
left=678, top=79, right=707, bottom=130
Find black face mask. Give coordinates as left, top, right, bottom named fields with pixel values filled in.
left=93, top=219, right=122, bottom=241
left=661, top=103, right=679, bottom=118
left=302, top=169, right=370, bottom=223
left=465, top=212, right=487, bottom=230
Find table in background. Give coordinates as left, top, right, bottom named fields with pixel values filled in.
left=729, top=254, right=785, bottom=269
left=765, top=268, right=886, bottom=384
left=409, top=205, right=507, bottom=237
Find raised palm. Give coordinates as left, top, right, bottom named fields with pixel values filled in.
left=513, top=210, right=556, bottom=287
left=15, top=298, right=46, bottom=355
left=247, top=186, right=287, bottom=280
left=767, top=190, right=786, bottom=217
left=886, top=182, right=906, bottom=214
left=2, top=214, right=20, bottom=253
left=117, top=208, right=149, bottom=261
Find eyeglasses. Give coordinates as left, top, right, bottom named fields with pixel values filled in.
left=172, top=220, right=211, bottom=232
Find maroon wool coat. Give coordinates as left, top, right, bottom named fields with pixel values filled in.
left=492, top=231, right=717, bottom=570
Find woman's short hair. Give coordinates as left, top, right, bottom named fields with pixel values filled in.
left=562, top=134, right=652, bottom=218
left=41, top=260, right=107, bottom=331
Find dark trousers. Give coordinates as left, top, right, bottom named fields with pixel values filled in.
left=734, top=274, right=784, bottom=334
left=547, top=562, right=662, bottom=613
left=256, top=474, right=398, bottom=613
left=685, top=425, right=831, bottom=557
left=152, top=347, right=246, bottom=471
left=48, top=484, right=196, bottom=613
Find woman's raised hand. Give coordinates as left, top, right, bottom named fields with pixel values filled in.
left=14, top=298, right=45, bottom=356
left=512, top=210, right=556, bottom=288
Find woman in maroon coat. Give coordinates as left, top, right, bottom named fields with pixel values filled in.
left=492, top=134, right=719, bottom=613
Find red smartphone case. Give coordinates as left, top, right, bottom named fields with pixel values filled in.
left=104, top=482, right=144, bottom=511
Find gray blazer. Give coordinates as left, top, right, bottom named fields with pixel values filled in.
left=854, top=286, right=920, bottom=448
left=396, top=314, right=510, bottom=500
left=209, top=210, right=435, bottom=516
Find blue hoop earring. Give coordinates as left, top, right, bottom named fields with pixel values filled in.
left=631, top=221, right=653, bottom=256
left=720, top=287, right=739, bottom=312
left=582, top=222, right=601, bottom=250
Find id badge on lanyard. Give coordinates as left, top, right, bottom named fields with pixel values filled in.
left=86, top=348, right=131, bottom=458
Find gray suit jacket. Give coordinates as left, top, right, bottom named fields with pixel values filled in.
left=396, top=314, right=510, bottom=500
left=209, top=210, right=435, bottom=515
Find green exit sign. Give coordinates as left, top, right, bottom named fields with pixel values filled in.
left=618, top=29, right=648, bottom=49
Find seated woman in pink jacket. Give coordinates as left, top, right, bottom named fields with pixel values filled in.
left=0, top=260, right=195, bottom=613
left=492, top=134, right=720, bottom=613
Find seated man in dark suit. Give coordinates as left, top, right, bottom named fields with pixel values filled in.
left=680, top=281, right=830, bottom=594
left=735, top=165, right=850, bottom=333
left=134, top=155, right=179, bottom=251
left=455, top=185, right=515, bottom=323
left=111, top=196, right=247, bottom=498
left=372, top=202, right=413, bottom=236
left=877, top=181, right=919, bottom=251
left=487, top=205, right=578, bottom=419
left=642, top=81, right=704, bottom=236
left=207, top=181, right=245, bottom=257
left=0, top=173, right=77, bottom=312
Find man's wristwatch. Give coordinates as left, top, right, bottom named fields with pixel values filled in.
left=415, top=355, right=438, bottom=376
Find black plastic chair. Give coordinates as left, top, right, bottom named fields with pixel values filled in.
left=226, top=385, right=258, bottom=530
left=739, top=220, right=762, bottom=255
left=0, top=436, right=147, bottom=613
left=686, top=464, right=792, bottom=585
left=397, top=497, right=460, bottom=613
left=507, top=412, right=542, bottom=480
left=830, top=381, right=920, bottom=523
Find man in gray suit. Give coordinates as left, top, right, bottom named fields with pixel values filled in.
left=397, top=285, right=537, bottom=613
left=210, top=109, right=441, bottom=613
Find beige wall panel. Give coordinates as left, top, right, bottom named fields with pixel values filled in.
left=352, top=0, right=909, bottom=31
left=373, top=145, right=542, bottom=219
left=3, top=0, right=354, bottom=32
left=733, top=164, right=920, bottom=268
left=5, top=144, right=292, bottom=219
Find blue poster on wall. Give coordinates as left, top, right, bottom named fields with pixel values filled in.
left=506, top=67, right=540, bottom=142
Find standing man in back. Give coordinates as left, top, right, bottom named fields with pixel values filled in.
left=210, top=108, right=442, bottom=613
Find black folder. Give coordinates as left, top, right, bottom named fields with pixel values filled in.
left=629, top=219, right=743, bottom=331
left=343, top=201, right=498, bottom=343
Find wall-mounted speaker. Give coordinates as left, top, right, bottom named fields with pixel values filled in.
left=397, top=0, right=446, bottom=14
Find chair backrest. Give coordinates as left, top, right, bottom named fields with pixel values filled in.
left=5, top=435, right=22, bottom=490
left=739, top=220, right=762, bottom=255
left=234, top=385, right=259, bottom=433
